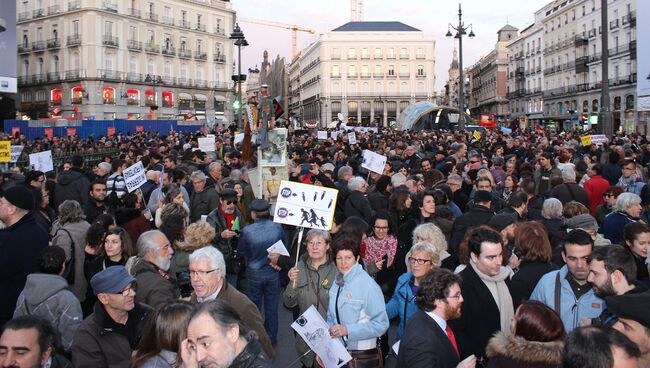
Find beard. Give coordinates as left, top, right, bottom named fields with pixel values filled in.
left=444, top=304, right=462, bottom=320
left=198, top=342, right=236, bottom=368
left=156, top=254, right=171, bottom=271
left=593, top=280, right=616, bottom=298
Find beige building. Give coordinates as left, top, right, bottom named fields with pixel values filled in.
left=468, top=25, right=517, bottom=122
left=288, top=21, right=436, bottom=127
left=16, top=0, right=235, bottom=124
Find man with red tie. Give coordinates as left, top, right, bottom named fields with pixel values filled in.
left=397, top=268, right=477, bottom=368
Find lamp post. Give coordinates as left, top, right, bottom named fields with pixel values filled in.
left=446, top=3, right=475, bottom=130
left=230, top=23, right=248, bottom=131
left=145, top=74, right=163, bottom=118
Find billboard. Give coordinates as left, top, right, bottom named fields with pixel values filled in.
left=638, top=1, right=650, bottom=111
left=0, top=0, right=17, bottom=93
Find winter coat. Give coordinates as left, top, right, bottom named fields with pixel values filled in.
left=602, top=163, right=622, bottom=185
left=510, top=261, right=558, bottom=309
left=131, top=259, right=180, bottom=309
left=530, top=265, right=604, bottom=332
left=0, top=212, right=49, bottom=325
left=51, top=220, right=91, bottom=301
left=584, top=175, right=610, bottom=215
left=550, top=182, right=590, bottom=208
left=13, top=273, right=82, bottom=351
left=137, top=350, right=176, bottom=368
left=114, top=207, right=151, bottom=245
left=71, top=302, right=151, bottom=368
left=189, top=186, right=219, bottom=223
left=534, top=166, right=562, bottom=196
left=485, top=331, right=564, bottom=368
left=344, top=190, right=375, bottom=226
left=602, top=211, right=640, bottom=245
left=55, top=168, right=90, bottom=207
left=541, top=218, right=566, bottom=248
left=282, top=254, right=337, bottom=367
left=205, top=206, right=242, bottom=263
left=229, top=332, right=273, bottom=368
left=327, top=263, right=389, bottom=350
left=385, top=272, right=419, bottom=340
left=449, top=205, right=495, bottom=262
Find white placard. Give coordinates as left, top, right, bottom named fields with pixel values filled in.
left=29, top=150, right=53, bottom=173
left=291, top=306, right=351, bottom=368
left=123, top=161, right=147, bottom=192
left=361, top=150, right=387, bottom=175
left=273, top=181, right=338, bottom=230
left=347, top=132, right=357, bottom=145
left=317, top=131, right=328, bottom=140
left=234, top=133, right=245, bottom=145
left=591, top=134, right=608, bottom=144
left=266, top=239, right=290, bottom=256
left=331, top=131, right=340, bottom=140
left=11, top=145, right=25, bottom=163
left=198, top=137, right=215, bottom=152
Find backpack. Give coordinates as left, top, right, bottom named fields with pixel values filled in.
left=54, top=227, right=76, bottom=284
left=106, top=175, right=123, bottom=210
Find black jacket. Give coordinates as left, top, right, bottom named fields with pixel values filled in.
left=229, top=332, right=273, bottom=368
left=449, top=205, right=495, bottom=262
left=448, top=264, right=512, bottom=360
left=397, top=310, right=459, bottom=368
left=55, top=168, right=90, bottom=207
left=550, top=182, right=590, bottom=208
left=344, top=190, right=375, bottom=225
left=510, top=261, right=557, bottom=308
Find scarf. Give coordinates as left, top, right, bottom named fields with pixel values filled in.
left=618, top=173, right=640, bottom=192
left=219, top=204, right=235, bottom=229
left=363, top=235, right=397, bottom=267
left=470, top=260, right=514, bottom=332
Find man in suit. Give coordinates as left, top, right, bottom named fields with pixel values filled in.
left=397, top=268, right=476, bottom=368
left=449, top=227, right=514, bottom=361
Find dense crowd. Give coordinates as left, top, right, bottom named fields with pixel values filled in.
left=2, top=125, right=650, bottom=368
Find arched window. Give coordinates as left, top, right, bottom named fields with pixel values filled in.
left=625, top=95, right=634, bottom=110
left=126, top=88, right=139, bottom=105
left=102, top=87, right=115, bottom=104
left=51, top=88, right=62, bottom=105
left=71, top=86, right=84, bottom=104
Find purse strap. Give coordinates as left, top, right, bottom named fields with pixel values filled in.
left=305, top=266, right=328, bottom=313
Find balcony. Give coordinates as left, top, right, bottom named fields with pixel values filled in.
left=102, top=35, right=119, bottom=47
left=374, top=54, right=382, bottom=59
left=609, top=19, right=619, bottom=30
left=386, top=72, right=397, bottom=78
left=125, top=72, right=142, bottom=82
left=47, top=38, right=61, bottom=49
left=145, top=42, right=159, bottom=53
left=178, top=49, right=193, bottom=59
left=589, top=52, right=601, bottom=62
left=386, top=55, right=396, bottom=60
left=195, top=79, right=207, bottom=88
left=33, top=74, right=47, bottom=84
left=97, top=69, right=122, bottom=81
left=177, top=78, right=191, bottom=87
left=67, top=35, right=81, bottom=46
left=360, top=54, right=370, bottom=60
left=416, top=73, right=426, bottom=78
left=347, top=55, right=357, bottom=60
left=162, top=16, right=174, bottom=26
left=18, top=11, right=30, bottom=21
left=178, top=20, right=192, bottom=29
left=33, top=8, right=45, bottom=18
left=194, top=51, right=207, bottom=60
left=103, top=2, right=117, bottom=12
left=64, top=69, right=86, bottom=80
left=359, top=73, right=371, bottom=79
left=146, top=12, right=158, bottom=22
left=588, top=29, right=597, bottom=38
left=213, top=54, right=225, bottom=63
left=330, top=74, right=341, bottom=79
left=128, top=8, right=141, bottom=18
left=18, top=44, right=31, bottom=53
left=622, top=11, right=636, bottom=26
left=47, top=72, right=61, bottom=82
left=48, top=5, right=60, bottom=14
left=213, top=27, right=225, bottom=36
left=416, top=54, right=426, bottom=59
left=373, top=73, right=383, bottom=78
left=196, top=24, right=206, bottom=32
left=32, top=41, right=46, bottom=52
left=162, top=47, right=176, bottom=56
left=127, top=40, right=142, bottom=51
left=68, top=0, right=80, bottom=10
left=399, top=54, right=409, bottom=59
left=347, top=73, right=358, bottom=78
left=515, top=67, right=524, bottom=75
left=575, top=35, right=588, bottom=46
left=399, top=72, right=410, bottom=78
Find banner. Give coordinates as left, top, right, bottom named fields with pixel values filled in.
left=0, top=141, right=10, bottom=163
left=123, top=161, right=147, bottom=192
left=273, top=181, right=338, bottom=230
left=29, top=150, right=54, bottom=172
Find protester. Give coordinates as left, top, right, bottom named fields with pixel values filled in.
left=622, top=222, right=650, bottom=281
left=0, top=315, right=72, bottom=368
left=602, top=192, right=643, bottom=244
left=563, top=325, right=640, bottom=368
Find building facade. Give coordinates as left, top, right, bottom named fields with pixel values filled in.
left=288, top=21, right=436, bottom=128
left=16, top=0, right=235, bottom=125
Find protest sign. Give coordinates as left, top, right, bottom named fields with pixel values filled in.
left=123, top=161, right=147, bottom=192
left=29, top=150, right=54, bottom=172
left=0, top=141, right=10, bottom=163
left=291, top=306, right=351, bottom=368
left=10, top=145, right=25, bottom=163
left=198, top=137, right=215, bottom=152
left=273, top=181, right=338, bottom=230
left=361, top=150, right=387, bottom=174
left=317, top=131, right=328, bottom=140
left=347, top=132, right=357, bottom=145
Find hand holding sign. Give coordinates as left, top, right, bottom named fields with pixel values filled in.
left=123, top=161, right=147, bottom=192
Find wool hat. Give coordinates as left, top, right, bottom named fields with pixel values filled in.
left=565, top=214, right=598, bottom=231
left=90, top=266, right=135, bottom=295
left=605, top=292, right=650, bottom=329
left=250, top=199, right=271, bottom=212
left=2, top=185, right=35, bottom=211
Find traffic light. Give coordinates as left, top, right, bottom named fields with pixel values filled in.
left=580, top=113, right=588, bottom=122
left=232, top=99, right=241, bottom=110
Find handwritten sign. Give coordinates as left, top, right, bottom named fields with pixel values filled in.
left=29, top=150, right=54, bottom=172
left=347, top=132, right=357, bottom=145
left=361, top=150, right=387, bottom=174
left=273, top=181, right=338, bottom=230
left=0, top=141, right=10, bottom=163
left=292, top=306, right=351, bottom=368
left=11, top=145, right=25, bottom=163
left=123, top=161, right=147, bottom=192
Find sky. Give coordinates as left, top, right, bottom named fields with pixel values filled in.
left=230, top=0, right=550, bottom=91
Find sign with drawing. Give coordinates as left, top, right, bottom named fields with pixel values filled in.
left=361, top=150, right=387, bottom=174
left=292, top=306, right=351, bottom=368
left=29, top=150, right=54, bottom=172
left=273, top=180, right=338, bottom=230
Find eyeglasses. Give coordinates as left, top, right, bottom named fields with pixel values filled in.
left=447, top=292, right=462, bottom=300
left=408, top=257, right=432, bottom=265
left=225, top=200, right=235, bottom=205
left=117, top=282, right=137, bottom=296
left=189, top=269, right=218, bottom=278
left=308, top=240, right=327, bottom=247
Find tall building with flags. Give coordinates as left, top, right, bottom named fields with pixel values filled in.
left=15, top=0, right=235, bottom=125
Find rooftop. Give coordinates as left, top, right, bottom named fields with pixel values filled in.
left=332, top=21, right=420, bottom=32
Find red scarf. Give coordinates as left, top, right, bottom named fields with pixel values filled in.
left=219, top=204, right=235, bottom=229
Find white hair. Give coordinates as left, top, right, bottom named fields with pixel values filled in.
left=391, top=173, right=407, bottom=187
left=189, top=246, right=226, bottom=277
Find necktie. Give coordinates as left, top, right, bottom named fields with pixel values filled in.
left=445, top=324, right=459, bottom=357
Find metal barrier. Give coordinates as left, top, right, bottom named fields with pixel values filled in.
left=12, top=149, right=119, bottom=174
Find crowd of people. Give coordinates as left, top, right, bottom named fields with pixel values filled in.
left=1, top=125, right=650, bottom=368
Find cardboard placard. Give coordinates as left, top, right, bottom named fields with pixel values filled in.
left=347, top=132, right=357, bottom=145
left=198, top=137, right=216, bottom=152
left=11, top=145, right=25, bottom=163
left=317, top=131, right=328, bottom=140
left=29, top=150, right=54, bottom=172
left=0, top=141, right=10, bottom=163
left=123, top=161, right=147, bottom=192
left=273, top=181, right=338, bottom=230
left=361, top=150, right=387, bottom=174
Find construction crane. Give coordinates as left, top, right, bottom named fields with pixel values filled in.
left=238, top=17, right=315, bottom=59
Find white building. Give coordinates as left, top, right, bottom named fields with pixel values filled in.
left=16, top=0, right=235, bottom=123
left=288, top=21, right=436, bottom=127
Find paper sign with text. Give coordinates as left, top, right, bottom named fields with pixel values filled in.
left=347, top=132, right=357, bottom=145
left=11, top=145, right=25, bottom=163
left=198, top=137, right=216, bottom=152
left=361, top=150, right=387, bottom=174
left=291, top=306, right=351, bottom=368
left=317, top=131, right=328, bottom=140
left=273, top=181, right=338, bottom=230
left=0, top=141, right=10, bottom=163
left=29, top=150, right=54, bottom=172
left=123, top=161, right=147, bottom=192
left=266, top=240, right=290, bottom=256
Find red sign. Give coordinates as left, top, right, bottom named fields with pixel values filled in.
left=107, top=127, right=116, bottom=136
left=67, top=128, right=77, bottom=136
left=136, top=125, right=144, bottom=132
left=12, top=127, right=20, bottom=137
left=44, top=128, right=54, bottom=139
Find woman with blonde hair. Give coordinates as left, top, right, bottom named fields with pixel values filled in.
left=169, top=221, right=215, bottom=298
left=412, top=222, right=453, bottom=270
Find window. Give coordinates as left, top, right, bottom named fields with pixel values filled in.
left=36, top=27, right=43, bottom=42
left=400, top=48, right=408, bottom=59
left=388, top=65, right=395, bottom=76
left=361, top=65, right=369, bottom=77
left=331, top=65, right=340, bottom=77
left=102, top=87, right=115, bottom=104
left=164, top=61, right=171, bottom=78
left=348, top=65, right=356, bottom=77
left=129, top=26, right=137, bottom=41
left=374, top=48, right=381, bottom=58
left=104, top=21, right=113, bottom=36
left=52, top=56, right=59, bottom=73
left=417, top=65, right=424, bottom=76
left=347, top=48, right=356, bottom=59
left=23, top=60, right=29, bottom=76
left=147, top=58, right=154, bottom=74
left=361, top=48, right=368, bottom=58
left=52, top=24, right=58, bottom=39
left=129, top=56, right=137, bottom=73
left=387, top=48, right=395, bottom=58
left=147, top=30, right=154, bottom=44
left=126, top=88, right=139, bottom=105
left=374, top=65, right=381, bottom=76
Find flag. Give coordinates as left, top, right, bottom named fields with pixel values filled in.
left=473, top=130, right=481, bottom=141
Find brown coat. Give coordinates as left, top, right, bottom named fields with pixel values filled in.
left=190, top=282, right=275, bottom=358
left=485, top=331, right=564, bottom=368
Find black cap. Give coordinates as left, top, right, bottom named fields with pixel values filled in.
left=605, top=292, right=650, bottom=329
left=250, top=199, right=271, bottom=212
left=220, top=189, right=237, bottom=201
left=2, top=186, right=35, bottom=211
left=488, top=213, right=517, bottom=232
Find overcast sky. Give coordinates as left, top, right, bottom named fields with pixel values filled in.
left=230, top=0, right=550, bottom=91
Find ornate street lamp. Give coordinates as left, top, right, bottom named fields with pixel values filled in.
left=446, top=3, right=475, bottom=130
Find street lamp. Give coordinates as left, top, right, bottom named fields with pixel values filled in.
left=446, top=3, right=475, bottom=130
left=144, top=74, right=163, bottom=114
left=230, top=23, right=248, bottom=131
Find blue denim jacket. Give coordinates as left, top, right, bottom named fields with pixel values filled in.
left=238, top=219, right=285, bottom=271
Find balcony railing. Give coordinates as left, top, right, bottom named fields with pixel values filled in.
left=67, top=35, right=81, bottom=46
left=18, top=11, right=30, bottom=21
left=145, top=42, right=159, bottom=53
left=622, top=11, right=636, bottom=26
left=609, top=19, right=619, bottom=30
left=97, top=69, right=122, bottom=80
left=416, top=73, right=426, bottom=77
left=64, top=69, right=86, bottom=80
left=48, top=5, right=60, bottom=14
left=399, top=54, right=409, bottom=59
left=47, top=72, right=61, bottom=82
left=178, top=78, right=191, bottom=87
left=47, top=38, right=61, bottom=49
left=179, top=49, right=192, bottom=58
left=126, top=72, right=142, bottom=82
left=18, top=44, right=31, bottom=53
left=32, top=41, right=46, bottom=51
left=331, top=54, right=341, bottom=60
left=178, top=20, right=192, bottom=29
left=146, top=12, right=158, bottom=21
left=196, top=24, right=206, bottom=32
left=103, top=2, right=117, bottom=12
left=416, top=54, right=426, bottom=59
left=360, top=73, right=371, bottom=78
left=213, top=27, right=225, bottom=35
left=162, top=16, right=174, bottom=25
left=102, top=35, right=119, bottom=47
left=33, top=8, right=45, bottom=18
left=162, top=47, right=176, bottom=56
left=68, top=0, right=80, bottom=10
left=213, top=54, right=225, bottom=63
left=195, top=79, right=207, bottom=88
left=399, top=72, right=410, bottom=77
left=127, top=40, right=142, bottom=51
left=128, top=8, right=141, bottom=17
left=194, top=51, right=207, bottom=60
left=330, top=74, right=341, bottom=79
